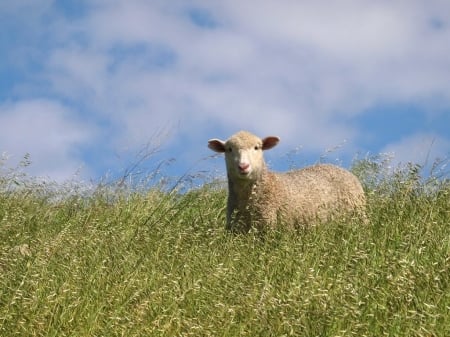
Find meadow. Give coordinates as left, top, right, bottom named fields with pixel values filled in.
left=0, top=155, right=449, bottom=336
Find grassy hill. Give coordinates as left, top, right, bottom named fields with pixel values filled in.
left=1, top=158, right=449, bottom=336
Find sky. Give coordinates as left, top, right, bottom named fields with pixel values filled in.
left=1, top=0, right=449, bottom=184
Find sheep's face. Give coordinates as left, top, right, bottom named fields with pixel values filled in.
left=208, top=131, right=280, bottom=181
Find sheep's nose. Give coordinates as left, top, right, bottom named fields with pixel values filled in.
left=238, top=163, right=250, bottom=172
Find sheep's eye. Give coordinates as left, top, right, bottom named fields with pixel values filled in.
left=227, top=147, right=232, bottom=153
left=254, top=145, right=260, bottom=150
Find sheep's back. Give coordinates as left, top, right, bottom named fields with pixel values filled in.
left=274, top=164, right=366, bottom=224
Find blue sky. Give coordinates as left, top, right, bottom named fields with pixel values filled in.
left=1, top=0, right=449, bottom=183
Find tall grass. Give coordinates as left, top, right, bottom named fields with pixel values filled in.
left=0, top=155, right=449, bottom=336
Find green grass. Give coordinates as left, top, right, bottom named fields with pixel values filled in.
left=0, top=160, right=449, bottom=336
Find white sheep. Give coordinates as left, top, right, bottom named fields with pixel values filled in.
left=208, top=130, right=366, bottom=232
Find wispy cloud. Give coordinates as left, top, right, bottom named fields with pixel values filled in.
left=382, top=133, right=450, bottom=169
left=0, top=99, right=93, bottom=180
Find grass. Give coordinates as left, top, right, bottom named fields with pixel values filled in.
left=0, top=156, right=449, bottom=336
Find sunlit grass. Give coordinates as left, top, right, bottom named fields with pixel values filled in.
left=0, top=155, right=449, bottom=336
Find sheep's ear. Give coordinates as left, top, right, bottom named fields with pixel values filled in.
left=208, top=139, right=226, bottom=153
left=262, top=136, right=280, bottom=150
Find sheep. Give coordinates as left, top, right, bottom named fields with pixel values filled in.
left=208, top=130, right=366, bottom=232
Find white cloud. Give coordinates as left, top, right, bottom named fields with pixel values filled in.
left=0, top=99, right=93, bottom=181
left=44, top=1, right=450, bottom=118
left=47, top=46, right=109, bottom=101
left=382, top=133, right=450, bottom=169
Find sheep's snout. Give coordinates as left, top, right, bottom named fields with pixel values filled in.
left=238, top=162, right=250, bottom=174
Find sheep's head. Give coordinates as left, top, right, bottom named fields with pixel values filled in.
left=208, top=131, right=280, bottom=181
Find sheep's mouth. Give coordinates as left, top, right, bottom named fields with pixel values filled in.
left=238, top=168, right=251, bottom=175
left=237, top=170, right=252, bottom=179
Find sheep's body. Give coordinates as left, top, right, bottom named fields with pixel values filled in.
left=208, top=131, right=366, bottom=232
